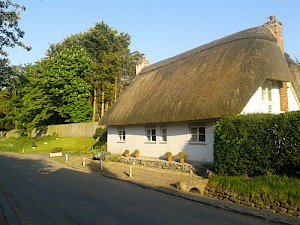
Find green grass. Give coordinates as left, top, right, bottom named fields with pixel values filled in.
left=0, top=136, right=97, bottom=154
left=209, top=174, right=300, bottom=206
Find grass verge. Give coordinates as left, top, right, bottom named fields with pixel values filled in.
left=0, top=136, right=97, bottom=153
left=208, top=174, right=300, bottom=207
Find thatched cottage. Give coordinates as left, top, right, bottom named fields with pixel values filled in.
left=100, top=16, right=300, bottom=163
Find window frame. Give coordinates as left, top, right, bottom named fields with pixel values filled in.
left=160, top=127, right=167, bottom=143
left=262, top=80, right=274, bottom=102
left=145, top=127, right=156, bottom=143
left=117, top=128, right=126, bottom=143
left=190, top=125, right=206, bottom=144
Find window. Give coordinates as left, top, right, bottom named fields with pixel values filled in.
left=190, top=125, right=205, bottom=143
left=262, top=80, right=273, bottom=102
left=146, top=128, right=156, bottom=142
left=117, top=128, right=126, bottom=142
left=160, top=127, right=167, bottom=143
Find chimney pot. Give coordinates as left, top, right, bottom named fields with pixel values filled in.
left=270, top=15, right=276, bottom=21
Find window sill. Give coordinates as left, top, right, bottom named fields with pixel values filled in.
left=117, top=141, right=126, bottom=143
left=189, top=142, right=207, bottom=145
left=144, top=141, right=156, bottom=144
left=159, top=141, right=167, bottom=144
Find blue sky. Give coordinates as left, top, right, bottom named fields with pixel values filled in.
left=6, top=0, right=300, bottom=65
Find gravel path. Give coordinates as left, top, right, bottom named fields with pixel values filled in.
left=51, top=154, right=201, bottom=190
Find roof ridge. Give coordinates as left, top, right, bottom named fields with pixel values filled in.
left=139, top=26, right=277, bottom=75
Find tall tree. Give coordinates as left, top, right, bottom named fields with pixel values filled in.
left=19, top=46, right=92, bottom=134
left=0, top=0, right=31, bottom=58
left=47, top=22, right=141, bottom=121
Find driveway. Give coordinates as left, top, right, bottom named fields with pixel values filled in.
left=0, top=153, right=286, bottom=225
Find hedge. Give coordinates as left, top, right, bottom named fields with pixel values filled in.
left=214, top=111, right=300, bottom=177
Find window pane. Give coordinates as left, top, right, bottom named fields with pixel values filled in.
left=198, top=127, right=205, bottom=134
left=191, top=134, right=198, bottom=142
left=152, top=135, right=156, bottom=141
left=199, top=135, right=205, bottom=142
left=161, top=128, right=167, bottom=142
left=191, top=127, right=197, bottom=134
left=122, top=131, right=126, bottom=141
left=146, top=129, right=151, bottom=141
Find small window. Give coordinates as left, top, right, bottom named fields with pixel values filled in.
left=190, top=125, right=205, bottom=143
left=117, top=128, right=126, bottom=142
left=161, top=128, right=167, bottom=142
left=146, top=128, right=156, bottom=142
left=262, top=80, right=273, bottom=102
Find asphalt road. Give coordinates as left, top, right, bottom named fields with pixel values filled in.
left=0, top=153, right=277, bottom=225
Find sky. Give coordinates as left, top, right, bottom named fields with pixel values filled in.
left=5, top=0, right=300, bottom=66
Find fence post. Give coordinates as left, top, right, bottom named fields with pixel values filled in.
left=82, top=157, right=85, bottom=166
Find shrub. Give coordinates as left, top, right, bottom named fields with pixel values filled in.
left=124, top=149, right=130, bottom=154
left=178, top=151, right=185, bottom=158
left=165, top=152, right=172, bottom=157
left=93, top=127, right=107, bottom=141
left=214, top=112, right=300, bottom=177
left=134, top=149, right=139, bottom=154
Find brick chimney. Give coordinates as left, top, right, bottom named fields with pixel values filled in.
left=264, top=15, right=284, bottom=54
left=136, top=55, right=150, bottom=75
left=264, top=16, right=288, bottom=111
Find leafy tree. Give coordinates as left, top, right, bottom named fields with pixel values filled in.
left=0, top=0, right=31, bottom=58
left=19, top=46, right=92, bottom=134
left=0, top=64, right=28, bottom=131
left=47, top=22, right=142, bottom=121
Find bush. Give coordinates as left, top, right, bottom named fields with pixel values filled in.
left=214, top=112, right=300, bottom=177
left=165, top=152, right=172, bottom=157
left=178, top=151, right=185, bottom=158
left=134, top=149, right=139, bottom=154
left=93, top=127, right=107, bottom=141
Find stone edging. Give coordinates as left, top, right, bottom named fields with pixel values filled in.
left=204, top=186, right=300, bottom=218
left=117, top=156, right=211, bottom=177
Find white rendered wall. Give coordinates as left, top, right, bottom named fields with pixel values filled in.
left=242, top=82, right=300, bottom=114
left=107, top=120, right=215, bottom=163
left=287, top=83, right=300, bottom=111
left=242, top=84, right=281, bottom=114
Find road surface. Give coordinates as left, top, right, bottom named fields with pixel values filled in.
left=0, top=153, right=277, bottom=225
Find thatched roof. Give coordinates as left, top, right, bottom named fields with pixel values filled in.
left=100, top=26, right=298, bottom=126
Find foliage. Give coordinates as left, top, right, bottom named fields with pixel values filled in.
left=93, top=127, right=107, bottom=140
left=178, top=151, right=186, bottom=158
left=47, top=22, right=142, bottom=121
left=105, top=154, right=121, bottom=162
left=124, top=149, right=129, bottom=154
left=209, top=174, right=300, bottom=207
left=165, top=151, right=172, bottom=157
left=18, top=46, right=92, bottom=134
left=0, top=64, right=28, bottom=131
left=214, top=112, right=300, bottom=177
left=0, top=0, right=31, bottom=58
left=134, top=149, right=139, bottom=154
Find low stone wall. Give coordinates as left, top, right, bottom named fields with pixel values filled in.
left=118, top=157, right=211, bottom=178
left=204, top=186, right=300, bottom=218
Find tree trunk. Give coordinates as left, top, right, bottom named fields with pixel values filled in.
left=92, top=88, right=97, bottom=122
left=100, top=86, right=105, bottom=118
left=114, top=75, right=117, bottom=102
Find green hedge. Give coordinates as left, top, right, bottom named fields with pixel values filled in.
left=214, top=111, right=300, bottom=177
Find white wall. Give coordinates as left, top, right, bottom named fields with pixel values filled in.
left=107, top=120, right=215, bottom=163
left=287, top=83, right=300, bottom=111
left=242, top=81, right=299, bottom=114
left=241, top=84, right=281, bottom=114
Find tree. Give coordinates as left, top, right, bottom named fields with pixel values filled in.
left=0, top=64, right=28, bottom=131
left=47, top=22, right=142, bottom=121
left=18, top=46, right=92, bottom=134
left=0, top=0, right=31, bottom=58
